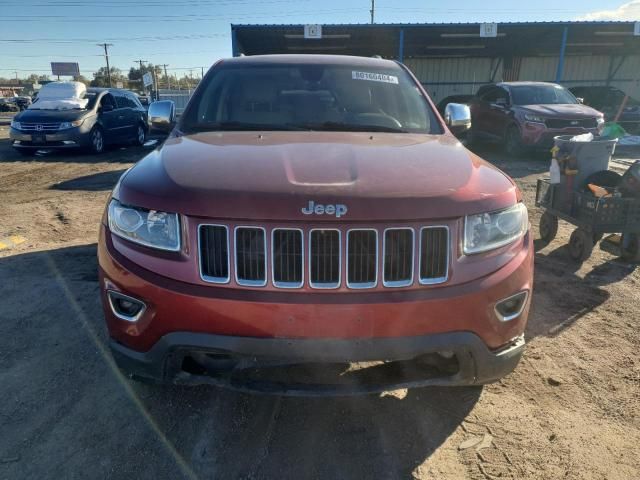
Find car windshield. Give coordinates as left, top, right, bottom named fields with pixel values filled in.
left=181, top=63, right=440, bottom=134
left=510, top=85, right=578, bottom=106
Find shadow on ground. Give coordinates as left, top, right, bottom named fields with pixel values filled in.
left=51, top=169, right=128, bottom=191
left=0, top=244, right=481, bottom=480
left=0, top=136, right=164, bottom=164
left=468, top=142, right=549, bottom=178
left=525, top=240, right=637, bottom=340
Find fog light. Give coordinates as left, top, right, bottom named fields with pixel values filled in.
left=62, top=140, right=76, bottom=145
left=495, top=291, right=528, bottom=322
left=107, top=290, right=146, bottom=322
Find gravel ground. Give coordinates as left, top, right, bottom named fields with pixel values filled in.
left=0, top=125, right=638, bottom=480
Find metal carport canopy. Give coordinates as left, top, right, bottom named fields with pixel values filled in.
left=231, top=22, right=640, bottom=60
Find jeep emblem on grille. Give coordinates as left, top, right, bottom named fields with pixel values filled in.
left=301, top=200, right=348, bottom=218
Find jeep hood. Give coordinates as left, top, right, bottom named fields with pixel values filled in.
left=118, top=131, right=519, bottom=221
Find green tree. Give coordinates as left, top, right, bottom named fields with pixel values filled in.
left=91, top=67, right=126, bottom=88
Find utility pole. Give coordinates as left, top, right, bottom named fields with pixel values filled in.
left=370, top=0, right=375, bottom=24
left=13, top=71, right=18, bottom=84
left=161, top=63, right=170, bottom=89
left=97, top=43, right=113, bottom=87
left=201, top=66, right=204, bottom=79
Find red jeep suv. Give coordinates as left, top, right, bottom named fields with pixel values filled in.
left=98, top=55, right=533, bottom=395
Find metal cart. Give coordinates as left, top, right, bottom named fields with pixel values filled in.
left=535, top=178, right=640, bottom=261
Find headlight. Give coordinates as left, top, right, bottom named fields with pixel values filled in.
left=108, top=199, right=180, bottom=251
left=524, top=114, right=545, bottom=123
left=596, top=116, right=605, bottom=126
left=11, top=120, right=21, bottom=130
left=59, top=119, right=84, bottom=130
left=464, top=203, right=528, bottom=254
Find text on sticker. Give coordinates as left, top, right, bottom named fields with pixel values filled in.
left=352, top=71, right=399, bottom=84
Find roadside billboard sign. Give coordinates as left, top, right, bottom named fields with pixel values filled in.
left=51, top=62, right=80, bottom=77
left=142, top=72, right=153, bottom=87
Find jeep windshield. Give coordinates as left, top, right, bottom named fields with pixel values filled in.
left=181, top=62, right=440, bottom=134
left=511, top=84, right=578, bottom=106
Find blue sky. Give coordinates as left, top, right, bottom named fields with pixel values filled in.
left=0, top=0, right=636, bottom=80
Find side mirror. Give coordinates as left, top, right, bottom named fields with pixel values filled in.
left=101, top=103, right=114, bottom=112
left=491, top=98, right=508, bottom=109
left=148, top=100, right=176, bottom=133
left=444, top=103, right=471, bottom=136
left=576, top=97, right=584, bottom=104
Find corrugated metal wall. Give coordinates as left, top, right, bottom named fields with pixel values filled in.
left=405, top=57, right=498, bottom=104
left=406, top=55, right=640, bottom=103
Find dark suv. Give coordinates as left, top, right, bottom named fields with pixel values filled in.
left=10, top=87, right=148, bottom=155
left=570, top=85, right=640, bottom=134
left=469, top=82, right=604, bottom=155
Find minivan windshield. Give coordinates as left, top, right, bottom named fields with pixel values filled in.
left=181, top=63, right=440, bottom=134
left=510, top=84, right=578, bottom=106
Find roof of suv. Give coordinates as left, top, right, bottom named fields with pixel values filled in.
left=222, top=54, right=400, bottom=68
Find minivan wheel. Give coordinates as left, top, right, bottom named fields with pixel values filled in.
left=90, top=127, right=104, bottom=154
left=135, top=124, right=146, bottom=146
left=505, top=125, right=524, bottom=157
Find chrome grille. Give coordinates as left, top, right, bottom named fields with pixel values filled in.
left=272, top=229, right=303, bottom=288
left=198, top=224, right=449, bottom=289
left=383, top=229, right=414, bottom=287
left=347, top=229, right=377, bottom=288
left=235, top=227, right=267, bottom=286
left=18, top=122, right=62, bottom=132
left=544, top=118, right=598, bottom=129
left=199, top=225, right=229, bottom=283
left=309, top=229, right=340, bottom=289
left=419, top=227, right=449, bottom=284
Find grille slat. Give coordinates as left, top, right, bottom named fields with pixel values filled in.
left=383, top=229, right=414, bottom=287
left=199, top=224, right=449, bottom=289
left=199, top=225, right=229, bottom=283
left=347, top=230, right=377, bottom=288
left=544, top=118, right=597, bottom=129
left=272, top=229, right=303, bottom=288
left=19, top=122, right=62, bottom=132
left=310, top=229, right=340, bottom=288
left=235, top=227, right=266, bottom=286
left=420, top=227, right=449, bottom=284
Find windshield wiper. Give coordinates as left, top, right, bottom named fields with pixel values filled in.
left=186, top=121, right=307, bottom=132
left=289, top=121, right=408, bottom=133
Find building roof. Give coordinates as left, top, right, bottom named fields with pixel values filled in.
left=231, top=21, right=640, bottom=59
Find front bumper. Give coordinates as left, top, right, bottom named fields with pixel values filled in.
left=10, top=126, right=90, bottom=149
left=99, top=222, right=533, bottom=393
left=520, top=122, right=599, bottom=148
left=110, top=331, right=525, bottom=395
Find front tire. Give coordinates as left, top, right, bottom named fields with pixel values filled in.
left=134, top=124, right=146, bottom=146
left=89, top=127, right=104, bottom=154
left=505, top=125, right=525, bottom=157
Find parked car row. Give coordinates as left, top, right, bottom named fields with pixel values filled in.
left=437, top=82, right=639, bottom=155
left=9, top=84, right=149, bottom=155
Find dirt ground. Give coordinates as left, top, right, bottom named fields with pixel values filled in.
left=0, top=124, right=638, bottom=480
